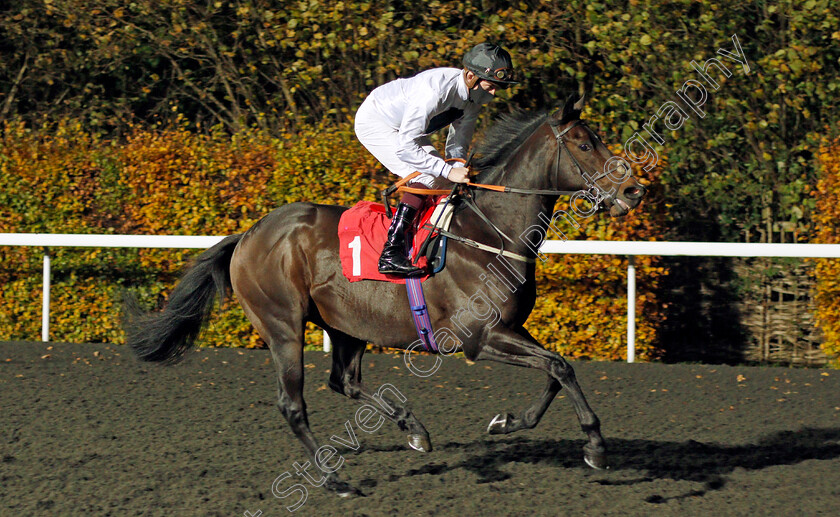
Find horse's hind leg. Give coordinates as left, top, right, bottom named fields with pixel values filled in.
left=272, top=329, right=363, bottom=496
left=237, top=296, right=362, bottom=496
left=327, top=329, right=432, bottom=452
left=486, top=375, right=561, bottom=434
left=475, top=326, right=607, bottom=469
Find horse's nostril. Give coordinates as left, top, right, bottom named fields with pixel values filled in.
left=623, top=186, right=646, bottom=200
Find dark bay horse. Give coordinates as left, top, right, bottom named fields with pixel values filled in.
left=124, top=95, right=647, bottom=495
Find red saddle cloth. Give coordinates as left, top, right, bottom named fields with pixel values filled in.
left=338, top=198, right=441, bottom=284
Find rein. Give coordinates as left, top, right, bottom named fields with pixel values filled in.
left=382, top=118, right=607, bottom=264
left=392, top=120, right=596, bottom=198
left=394, top=180, right=579, bottom=198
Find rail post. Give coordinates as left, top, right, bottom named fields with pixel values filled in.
left=42, top=249, right=51, bottom=342
left=627, top=255, right=636, bottom=363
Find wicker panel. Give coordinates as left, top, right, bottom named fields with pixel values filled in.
left=734, top=257, right=828, bottom=366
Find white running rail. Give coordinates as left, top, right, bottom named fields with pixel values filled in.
left=3, top=233, right=840, bottom=361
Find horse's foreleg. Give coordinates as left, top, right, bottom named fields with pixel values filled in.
left=327, top=331, right=432, bottom=452
left=475, top=327, right=607, bottom=469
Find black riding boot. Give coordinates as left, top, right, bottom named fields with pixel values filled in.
left=378, top=203, right=425, bottom=277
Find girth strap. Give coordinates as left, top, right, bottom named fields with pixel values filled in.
left=405, top=276, right=438, bottom=353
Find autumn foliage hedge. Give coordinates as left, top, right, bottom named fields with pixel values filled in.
left=814, top=137, right=840, bottom=367
left=0, top=118, right=666, bottom=359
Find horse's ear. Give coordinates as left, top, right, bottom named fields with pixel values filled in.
left=556, top=93, right=581, bottom=122
left=573, top=92, right=586, bottom=112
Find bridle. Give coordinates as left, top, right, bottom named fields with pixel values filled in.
left=547, top=118, right=623, bottom=210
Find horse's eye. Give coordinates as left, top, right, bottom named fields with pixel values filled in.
left=579, top=144, right=591, bottom=151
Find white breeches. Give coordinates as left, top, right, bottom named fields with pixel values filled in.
left=354, top=101, right=439, bottom=188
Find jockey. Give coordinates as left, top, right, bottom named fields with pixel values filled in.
left=355, top=42, right=518, bottom=277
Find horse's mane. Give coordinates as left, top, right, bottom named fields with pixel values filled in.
left=472, top=108, right=550, bottom=181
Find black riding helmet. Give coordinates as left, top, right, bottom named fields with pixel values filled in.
left=462, top=43, right=518, bottom=88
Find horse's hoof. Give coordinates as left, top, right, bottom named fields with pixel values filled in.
left=487, top=413, right=514, bottom=434
left=583, top=445, right=608, bottom=470
left=325, top=478, right=364, bottom=497
left=336, top=487, right=363, bottom=498
left=408, top=433, right=432, bottom=452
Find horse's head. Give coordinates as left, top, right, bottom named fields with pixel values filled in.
left=547, top=94, right=647, bottom=217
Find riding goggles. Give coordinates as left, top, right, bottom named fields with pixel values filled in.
left=487, top=67, right=515, bottom=81
left=480, top=67, right=516, bottom=86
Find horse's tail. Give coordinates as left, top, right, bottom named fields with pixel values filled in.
left=123, top=233, right=243, bottom=363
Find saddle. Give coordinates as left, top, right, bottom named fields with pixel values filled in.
left=338, top=195, right=456, bottom=284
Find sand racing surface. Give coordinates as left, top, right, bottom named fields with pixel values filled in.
left=1, top=341, right=839, bottom=516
